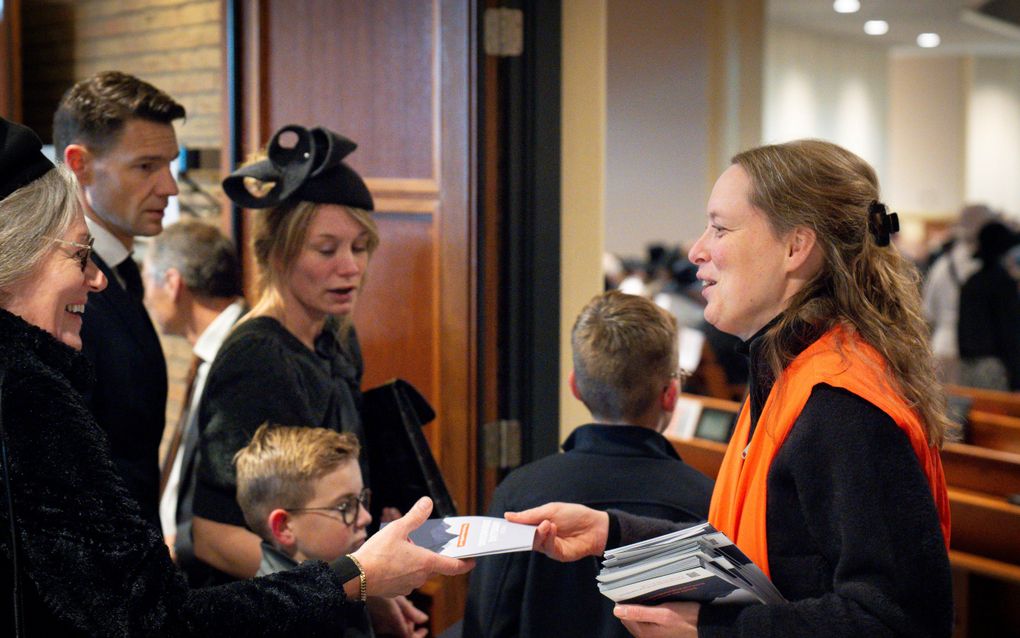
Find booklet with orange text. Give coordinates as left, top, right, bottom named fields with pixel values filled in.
left=406, top=516, right=536, bottom=558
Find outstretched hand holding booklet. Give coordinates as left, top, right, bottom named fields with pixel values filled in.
left=597, top=522, right=786, bottom=605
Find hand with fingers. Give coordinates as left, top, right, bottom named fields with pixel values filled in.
left=504, top=502, right=610, bottom=562
left=351, top=497, right=474, bottom=598
left=367, top=594, right=429, bottom=638
left=614, top=601, right=700, bottom=638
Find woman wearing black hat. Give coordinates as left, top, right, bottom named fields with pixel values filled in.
left=0, top=117, right=469, bottom=637
left=189, top=126, right=396, bottom=584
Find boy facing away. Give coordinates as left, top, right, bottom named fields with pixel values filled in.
left=235, top=424, right=426, bottom=637
left=463, top=290, right=715, bottom=638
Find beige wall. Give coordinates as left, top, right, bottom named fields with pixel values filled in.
left=603, top=0, right=764, bottom=259
left=604, top=0, right=712, bottom=258
left=887, top=55, right=968, bottom=222
left=764, top=26, right=888, bottom=176
left=968, top=56, right=1020, bottom=216
left=560, top=0, right=608, bottom=441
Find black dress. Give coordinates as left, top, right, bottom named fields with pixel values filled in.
left=193, top=316, right=366, bottom=529
left=0, top=308, right=350, bottom=636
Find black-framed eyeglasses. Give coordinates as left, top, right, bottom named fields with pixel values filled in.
left=285, top=488, right=371, bottom=526
left=45, top=235, right=94, bottom=272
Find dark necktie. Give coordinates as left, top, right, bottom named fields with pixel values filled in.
left=117, top=256, right=144, bottom=301
left=159, top=355, right=202, bottom=496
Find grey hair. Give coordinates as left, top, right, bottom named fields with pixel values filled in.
left=146, top=219, right=243, bottom=299
left=0, top=167, right=80, bottom=306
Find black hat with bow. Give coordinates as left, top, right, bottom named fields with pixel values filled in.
left=223, top=124, right=373, bottom=211
left=0, top=117, right=55, bottom=202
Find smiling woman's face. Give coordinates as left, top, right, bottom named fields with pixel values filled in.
left=3, top=212, right=107, bottom=349
left=687, top=165, right=795, bottom=341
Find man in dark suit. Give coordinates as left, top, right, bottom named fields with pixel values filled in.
left=463, top=291, right=715, bottom=638
left=54, top=71, right=186, bottom=526
left=142, top=220, right=245, bottom=582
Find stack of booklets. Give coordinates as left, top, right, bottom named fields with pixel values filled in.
left=597, top=522, right=786, bottom=605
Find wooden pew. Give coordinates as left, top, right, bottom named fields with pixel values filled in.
left=941, top=442, right=1020, bottom=498
left=947, top=384, right=1020, bottom=420
left=966, top=410, right=1020, bottom=454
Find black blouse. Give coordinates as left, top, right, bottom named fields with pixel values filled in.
left=193, top=316, right=366, bottom=527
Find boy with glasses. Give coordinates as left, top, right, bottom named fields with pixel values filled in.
left=235, top=423, right=425, bottom=637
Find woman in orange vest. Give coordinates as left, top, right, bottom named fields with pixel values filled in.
left=508, top=140, right=953, bottom=637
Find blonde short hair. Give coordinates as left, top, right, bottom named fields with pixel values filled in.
left=234, top=423, right=361, bottom=540
left=571, top=290, right=678, bottom=421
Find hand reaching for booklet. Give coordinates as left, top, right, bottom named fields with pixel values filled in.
left=614, top=601, right=700, bottom=638
left=351, top=497, right=474, bottom=597
left=505, top=502, right=609, bottom=562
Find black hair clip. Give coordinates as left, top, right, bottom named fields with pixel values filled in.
left=868, top=201, right=899, bottom=247
left=222, top=124, right=373, bottom=211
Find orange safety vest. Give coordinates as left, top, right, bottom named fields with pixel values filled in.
left=708, top=326, right=951, bottom=578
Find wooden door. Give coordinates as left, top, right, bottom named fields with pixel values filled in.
left=0, top=0, right=22, bottom=121
left=228, top=1, right=477, bottom=631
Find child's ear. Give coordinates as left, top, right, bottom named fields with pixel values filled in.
left=661, top=377, right=679, bottom=413
left=569, top=370, right=583, bottom=402
left=268, top=509, right=296, bottom=547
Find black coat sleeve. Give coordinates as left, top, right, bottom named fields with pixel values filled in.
left=1, top=366, right=350, bottom=637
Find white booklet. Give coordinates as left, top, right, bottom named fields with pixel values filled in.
left=405, top=516, right=537, bottom=558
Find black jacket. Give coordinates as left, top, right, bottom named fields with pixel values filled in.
left=958, top=263, right=1020, bottom=390
left=463, top=424, right=714, bottom=638
left=81, top=253, right=167, bottom=526
left=0, top=308, right=350, bottom=636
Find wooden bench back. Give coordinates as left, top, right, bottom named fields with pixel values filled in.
left=947, top=384, right=1020, bottom=419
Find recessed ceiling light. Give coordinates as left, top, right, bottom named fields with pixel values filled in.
left=864, top=20, right=889, bottom=35
left=833, top=0, right=860, bottom=13
left=917, top=32, right=941, bottom=48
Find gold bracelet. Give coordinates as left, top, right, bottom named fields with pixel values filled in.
left=346, top=553, right=367, bottom=602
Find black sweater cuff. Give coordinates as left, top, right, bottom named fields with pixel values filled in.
left=606, top=509, right=622, bottom=550
left=329, top=555, right=361, bottom=586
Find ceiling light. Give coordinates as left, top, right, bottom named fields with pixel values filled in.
left=864, top=20, right=889, bottom=36
left=833, top=0, right=860, bottom=14
left=917, top=32, right=941, bottom=48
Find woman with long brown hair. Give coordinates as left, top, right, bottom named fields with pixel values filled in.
left=509, top=139, right=953, bottom=637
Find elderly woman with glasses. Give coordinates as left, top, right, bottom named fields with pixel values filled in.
left=0, top=117, right=470, bottom=637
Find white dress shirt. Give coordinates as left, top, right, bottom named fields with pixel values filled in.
left=159, top=300, right=246, bottom=538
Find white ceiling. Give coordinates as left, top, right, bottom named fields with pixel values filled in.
left=768, top=0, right=1020, bottom=55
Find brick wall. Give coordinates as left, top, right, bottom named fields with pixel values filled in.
left=20, top=0, right=226, bottom=450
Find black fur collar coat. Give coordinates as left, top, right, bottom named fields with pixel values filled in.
left=0, top=308, right=348, bottom=636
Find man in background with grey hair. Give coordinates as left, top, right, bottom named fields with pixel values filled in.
left=142, top=219, right=245, bottom=584
left=922, top=204, right=996, bottom=384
